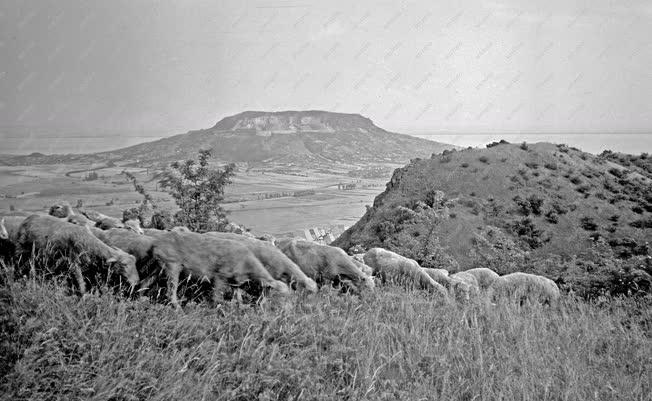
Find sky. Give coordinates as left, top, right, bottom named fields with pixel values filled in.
left=1, top=0, right=651, bottom=154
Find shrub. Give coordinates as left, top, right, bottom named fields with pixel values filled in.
left=632, top=206, right=644, bottom=214
left=460, top=162, right=469, bottom=168
left=486, top=139, right=510, bottom=148
left=525, top=161, right=539, bottom=169
left=159, top=149, right=235, bottom=233
left=544, top=162, right=558, bottom=170
left=629, top=218, right=652, bottom=229
left=151, top=210, right=174, bottom=230
left=84, top=171, right=99, bottom=181
left=576, top=185, right=591, bottom=194
left=478, top=156, right=489, bottom=164
left=122, top=207, right=140, bottom=222
left=9, top=204, right=15, bottom=212
left=608, top=168, right=625, bottom=178
left=76, top=199, right=83, bottom=208
left=513, top=195, right=544, bottom=216
left=580, top=216, right=598, bottom=231
left=545, top=209, right=559, bottom=224
left=520, top=142, right=528, bottom=150
left=569, top=176, right=582, bottom=185
left=511, top=217, right=549, bottom=249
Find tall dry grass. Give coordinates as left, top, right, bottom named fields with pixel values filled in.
left=0, top=263, right=650, bottom=401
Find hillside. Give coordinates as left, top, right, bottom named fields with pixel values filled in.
left=0, top=111, right=455, bottom=167
left=334, top=142, right=652, bottom=294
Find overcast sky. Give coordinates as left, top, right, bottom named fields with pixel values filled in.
left=1, top=0, right=651, bottom=154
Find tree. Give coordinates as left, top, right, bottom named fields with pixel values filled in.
left=123, top=170, right=157, bottom=226
left=159, top=149, right=236, bottom=232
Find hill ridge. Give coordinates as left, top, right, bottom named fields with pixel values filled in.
left=334, top=141, right=651, bottom=275
left=0, top=110, right=456, bottom=167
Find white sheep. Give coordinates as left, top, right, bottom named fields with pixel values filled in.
left=363, top=248, right=448, bottom=301
left=463, top=267, right=500, bottom=291
left=16, top=215, right=139, bottom=293
left=490, top=272, right=560, bottom=305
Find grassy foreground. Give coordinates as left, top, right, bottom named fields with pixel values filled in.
left=1, top=273, right=650, bottom=401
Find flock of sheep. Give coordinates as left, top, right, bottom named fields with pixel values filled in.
left=0, top=202, right=561, bottom=307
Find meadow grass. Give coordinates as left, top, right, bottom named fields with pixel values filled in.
left=0, top=267, right=650, bottom=401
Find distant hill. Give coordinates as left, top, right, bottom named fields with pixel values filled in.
left=0, top=111, right=456, bottom=167
left=334, top=142, right=652, bottom=281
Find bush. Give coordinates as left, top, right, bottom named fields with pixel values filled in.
left=629, top=218, right=652, bottom=229
left=486, top=139, right=510, bottom=148
left=460, top=162, right=469, bottom=168
left=84, top=171, right=99, bottom=181
left=513, top=195, right=544, bottom=216
left=569, top=176, right=582, bottom=185
left=580, top=217, right=598, bottom=231
left=544, top=209, right=559, bottom=224
left=151, top=210, right=174, bottom=230
left=122, top=207, right=140, bottom=222
left=478, top=156, right=490, bottom=164
left=524, top=161, right=539, bottom=169
left=159, top=149, right=235, bottom=233
left=520, top=142, right=528, bottom=150
left=609, top=168, right=625, bottom=178
left=544, top=162, right=558, bottom=170
left=511, top=217, right=549, bottom=249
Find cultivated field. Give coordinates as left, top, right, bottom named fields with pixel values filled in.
left=0, top=162, right=393, bottom=237
left=1, top=268, right=650, bottom=401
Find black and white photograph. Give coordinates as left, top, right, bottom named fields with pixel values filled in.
left=1, top=0, right=651, bottom=399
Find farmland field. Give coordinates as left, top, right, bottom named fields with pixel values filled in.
left=0, top=162, right=393, bottom=237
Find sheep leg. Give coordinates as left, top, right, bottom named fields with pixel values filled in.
left=164, top=261, right=182, bottom=309
left=212, top=278, right=229, bottom=304
left=72, top=263, right=86, bottom=294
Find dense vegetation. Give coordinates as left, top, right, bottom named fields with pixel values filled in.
left=1, top=264, right=650, bottom=401
left=335, top=143, right=652, bottom=299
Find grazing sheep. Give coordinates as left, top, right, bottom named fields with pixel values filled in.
left=96, top=217, right=125, bottom=230
left=78, top=208, right=124, bottom=230
left=151, top=230, right=290, bottom=308
left=422, top=267, right=452, bottom=287
left=450, top=271, right=480, bottom=291
left=48, top=203, right=73, bottom=218
left=276, top=239, right=374, bottom=292
left=91, top=227, right=156, bottom=273
left=450, top=271, right=480, bottom=300
left=421, top=267, right=475, bottom=301
left=142, top=228, right=168, bottom=238
left=490, top=272, right=560, bottom=305
left=16, top=215, right=139, bottom=292
left=204, top=232, right=317, bottom=293
left=350, top=254, right=373, bottom=277
left=123, top=218, right=144, bottom=235
left=463, top=267, right=500, bottom=291
left=0, top=216, right=26, bottom=261
left=363, top=248, right=448, bottom=300
left=48, top=202, right=94, bottom=228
